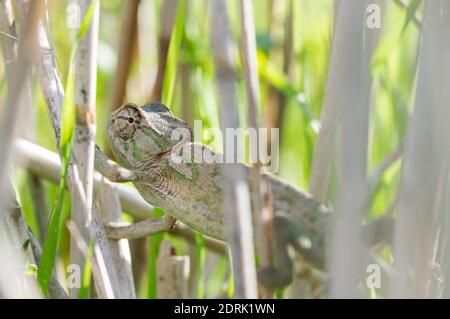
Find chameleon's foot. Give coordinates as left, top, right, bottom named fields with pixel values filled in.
left=105, top=215, right=177, bottom=239
left=257, top=266, right=293, bottom=289
left=94, top=145, right=154, bottom=183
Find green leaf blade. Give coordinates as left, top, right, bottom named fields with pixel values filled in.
left=161, top=0, right=185, bottom=107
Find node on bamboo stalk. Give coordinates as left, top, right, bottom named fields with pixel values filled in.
left=156, top=240, right=190, bottom=298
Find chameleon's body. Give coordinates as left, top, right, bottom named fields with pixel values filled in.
left=101, top=102, right=331, bottom=288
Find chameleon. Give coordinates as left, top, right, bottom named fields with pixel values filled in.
left=94, top=102, right=391, bottom=289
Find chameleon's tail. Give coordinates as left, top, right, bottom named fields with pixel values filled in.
left=257, top=214, right=324, bottom=289
left=257, top=265, right=293, bottom=290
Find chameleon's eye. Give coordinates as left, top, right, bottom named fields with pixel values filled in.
left=112, top=105, right=142, bottom=140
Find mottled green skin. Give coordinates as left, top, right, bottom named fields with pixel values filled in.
left=107, top=103, right=331, bottom=287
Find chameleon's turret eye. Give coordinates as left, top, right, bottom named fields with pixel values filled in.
left=112, top=104, right=142, bottom=140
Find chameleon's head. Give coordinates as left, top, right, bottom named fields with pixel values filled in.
left=107, top=102, right=192, bottom=168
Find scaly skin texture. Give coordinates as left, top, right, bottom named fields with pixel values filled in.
left=103, top=102, right=332, bottom=288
